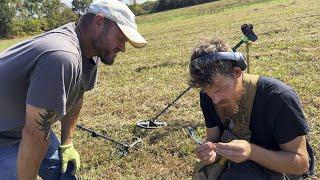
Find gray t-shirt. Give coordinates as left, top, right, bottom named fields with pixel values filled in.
left=0, top=23, right=99, bottom=146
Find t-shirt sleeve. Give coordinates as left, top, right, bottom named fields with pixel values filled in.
left=200, top=92, right=219, bottom=128
left=272, top=90, right=310, bottom=144
left=26, top=51, right=80, bottom=116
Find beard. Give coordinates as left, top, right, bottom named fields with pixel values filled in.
left=215, top=81, right=244, bottom=121
left=98, top=49, right=116, bottom=65
left=92, top=30, right=117, bottom=66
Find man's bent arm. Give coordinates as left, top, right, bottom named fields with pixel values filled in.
left=61, top=97, right=83, bottom=145
left=18, top=104, right=58, bottom=180
left=250, top=135, right=309, bottom=175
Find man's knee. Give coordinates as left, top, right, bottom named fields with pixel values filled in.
left=39, top=131, right=77, bottom=180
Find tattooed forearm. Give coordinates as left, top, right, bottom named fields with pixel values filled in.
left=35, top=110, right=55, bottom=141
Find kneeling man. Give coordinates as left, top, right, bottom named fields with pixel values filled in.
left=189, top=38, right=312, bottom=180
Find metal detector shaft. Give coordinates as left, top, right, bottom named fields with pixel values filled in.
left=232, top=40, right=244, bottom=52
left=246, top=43, right=250, bottom=73
left=150, top=86, right=192, bottom=122
left=76, top=124, right=128, bottom=148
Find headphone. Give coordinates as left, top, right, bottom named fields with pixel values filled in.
left=197, top=52, right=247, bottom=71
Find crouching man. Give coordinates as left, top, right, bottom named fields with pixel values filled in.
left=189, top=38, right=314, bottom=180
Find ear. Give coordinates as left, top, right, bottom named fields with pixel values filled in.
left=232, top=67, right=242, bottom=78
left=92, top=14, right=105, bottom=33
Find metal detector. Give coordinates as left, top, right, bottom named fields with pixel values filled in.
left=76, top=124, right=142, bottom=156
left=136, top=86, right=192, bottom=129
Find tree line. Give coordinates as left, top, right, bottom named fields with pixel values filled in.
left=0, top=0, right=216, bottom=39
left=131, top=0, right=217, bottom=15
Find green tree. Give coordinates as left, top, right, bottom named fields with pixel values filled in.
left=42, top=0, right=78, bottom=30
left=0, top=1, right=15, bottom=38
left=155, top=0, right=215, bottom=12
left=71, top=0, right=93, bottom=16
left=23, top=0, right=43, bottom=18
left=141, top=1, right=157, bottom=13
left=128, top=4, right=146, bottom=16
left=60, top=7, right=78, bottom=25
left=42, top=0, right=64, bottom=30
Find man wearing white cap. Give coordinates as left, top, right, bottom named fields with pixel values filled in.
left=0, top=0, right=146, bottom=179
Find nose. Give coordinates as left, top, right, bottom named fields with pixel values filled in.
left=118, top=42, right=125, bottom=52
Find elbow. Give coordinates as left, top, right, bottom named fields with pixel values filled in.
left=293, top=155, right=309, bottom=175
left=300, top=157, right=310, bottom=175
left=22, top=126, right=49, bottom=147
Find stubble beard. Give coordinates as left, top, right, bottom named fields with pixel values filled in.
left=92, top=30, right=115, bottom=66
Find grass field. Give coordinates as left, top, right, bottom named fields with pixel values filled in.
left=1, top=0, right=319, bottom=179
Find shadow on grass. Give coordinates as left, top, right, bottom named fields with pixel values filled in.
left=135, top=61, right=187, bottom=73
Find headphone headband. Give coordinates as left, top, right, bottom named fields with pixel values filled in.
left=198, top=52, right=247, bottom=71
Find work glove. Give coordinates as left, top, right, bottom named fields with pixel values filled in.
left=60, top=143, right=80, bottom=175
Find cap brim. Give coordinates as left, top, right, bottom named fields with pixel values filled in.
left=117, top=23, right=147, bottom=48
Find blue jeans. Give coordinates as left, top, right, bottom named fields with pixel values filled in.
left=0, top=131, right=77, bottom=180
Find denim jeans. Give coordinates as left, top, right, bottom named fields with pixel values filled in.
left=0, top=130, right=77, bottom=180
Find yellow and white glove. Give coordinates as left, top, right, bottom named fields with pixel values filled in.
left=60, top=143, right=80, bottom=175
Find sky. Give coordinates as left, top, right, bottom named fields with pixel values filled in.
left=60, top=0, right=155, bottom=6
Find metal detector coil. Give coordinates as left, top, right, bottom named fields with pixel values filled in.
left=116, top=137, right=143, bottom=157
left=136, top=119, right=167, bottom=129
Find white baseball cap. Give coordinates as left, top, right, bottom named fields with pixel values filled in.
left=88, top=0, right=147, bottom=48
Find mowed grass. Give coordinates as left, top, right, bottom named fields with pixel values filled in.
left=1, top=0, right=319, bottom=179
left=0, top=36, right=31, bottom=50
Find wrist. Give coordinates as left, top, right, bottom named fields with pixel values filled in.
left=61, top=137, right=73, bottom=146
left=248, top=143, right=256, bottom=161
left=60, top=143, right=74, bottom=149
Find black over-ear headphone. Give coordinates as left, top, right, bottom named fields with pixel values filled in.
left=197, top=52, right=247, bottom=71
